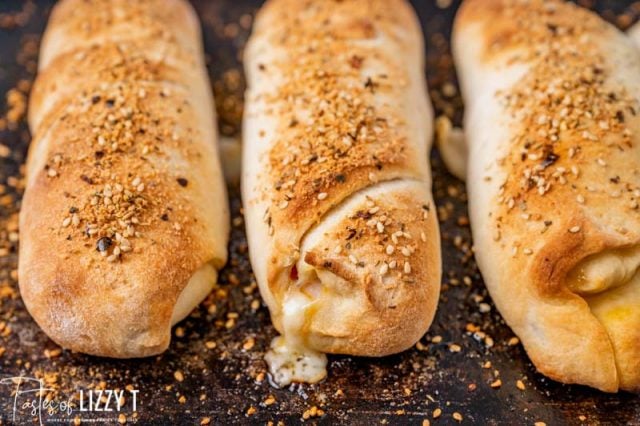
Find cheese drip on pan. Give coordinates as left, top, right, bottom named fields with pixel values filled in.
left=265, top=289, right=328, bottom=387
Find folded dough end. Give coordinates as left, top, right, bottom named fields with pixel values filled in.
left=267, top=180, right=441, bottom=363
left=516, top=291, right=619, bottom=393
left=18, top=215, right=220, bottom=358
left=20, top=263, right=217, bottom=358
left=171, top=263, right=217, bottom=325
left=569, top=247, right=640, bottom=392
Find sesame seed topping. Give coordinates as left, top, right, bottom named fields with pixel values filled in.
left=479, top=0, right=640, bottom=249
left=379, top=263, right=389, bottom=276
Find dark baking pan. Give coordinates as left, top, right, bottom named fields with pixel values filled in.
left=0, top=0, right=639, bottom=424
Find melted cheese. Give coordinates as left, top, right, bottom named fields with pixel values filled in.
left=264, top=290, right=327, bottom=387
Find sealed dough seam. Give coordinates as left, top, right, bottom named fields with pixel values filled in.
left=568, top=246, right=640, bottom=391
left=265, top=177, right=426, bottom=387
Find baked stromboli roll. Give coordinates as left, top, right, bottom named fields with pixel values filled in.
left=454, top=0, right=640, bottom=392
left=19, top=0, right=229, bottom=358
left=243, top=0, right=441, bottom=385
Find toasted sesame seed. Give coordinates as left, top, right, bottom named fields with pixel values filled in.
left=479, top=303, right=491, bottom=313
left=569, top=226, right=581, bottom=233
left=404, top=261, right=411, bottom=274
left=385, top=245, right=395, bottom=255
left=317, top=192, right=328, bottom=200
left=379, top=263, right=389, bottom=276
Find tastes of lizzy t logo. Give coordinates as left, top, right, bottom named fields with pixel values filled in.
left=0, top=375, right=139, bottom=424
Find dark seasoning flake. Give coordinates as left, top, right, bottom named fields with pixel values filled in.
left=490, top=0, right=640, bottom=256
left=0, top=0, right=639, bottom=425
left=262, top=3, right=407, bottom=218
left=49, top=71, right=195, bottom=263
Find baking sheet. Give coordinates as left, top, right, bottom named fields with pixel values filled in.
left=0, top=0, right=639, bottom=424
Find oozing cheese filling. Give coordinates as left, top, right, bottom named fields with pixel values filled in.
left=264, top=288, right=327, bottom=387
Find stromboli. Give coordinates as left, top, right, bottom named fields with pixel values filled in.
left=243, top=0, right=441, bottom=385
left=19, top=0, right=229, bottom=358
left=453, top=0, right=640, bottom=392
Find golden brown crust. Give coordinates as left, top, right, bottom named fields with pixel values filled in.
left=37, top=0, right=200, bottom=70
left=28, top=39, right=191, bottom=133
left=454, top=0, right=640, bottom=392
left=243, top=0, right=440, bottom=356
left=19, top=0, right=228, bottom=358
left=297, top=181, right=441, bottom=356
